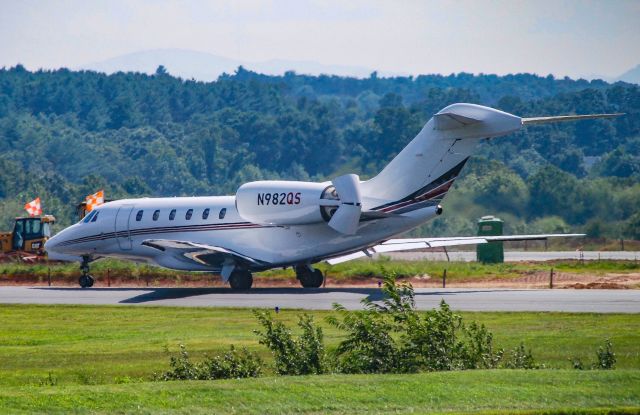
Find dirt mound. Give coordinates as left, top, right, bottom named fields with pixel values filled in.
left=564, top=282, right=628, bottom=289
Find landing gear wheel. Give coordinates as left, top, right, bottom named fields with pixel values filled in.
left=296, top=267, right=324, bottom=288
left=229, top=270, right=253, bottom=290
left=78, top=256, right=94, bottom=288
left=79, top=275, right=94, bottom=288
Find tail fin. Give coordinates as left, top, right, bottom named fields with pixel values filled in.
left=360, top=103, right=622, bottom=213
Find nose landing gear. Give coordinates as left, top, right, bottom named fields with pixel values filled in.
left=295, top=265, right=324, bottom=288
left=78, top=256, right=94, bottom=288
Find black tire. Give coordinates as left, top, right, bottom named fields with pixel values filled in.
left=87, top=275, right=94, bottom=287
left=229, top=270, right=253, bottom=290
left=79, top=275, right=91, bottom=288
left=299, top=269, right=324, bottom=288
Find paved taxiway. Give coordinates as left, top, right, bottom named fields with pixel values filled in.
left=0, top=286, right=638, bottom=312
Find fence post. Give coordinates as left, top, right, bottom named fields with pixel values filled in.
left=443, top=269, right=447, bottom=288
left=107, top=268, right=111, bottom=287
left=47, top=267, right=51, bottom=287
left=549, top=268, right=554, bottom=289
left=620, top=238, right=624, bottom=251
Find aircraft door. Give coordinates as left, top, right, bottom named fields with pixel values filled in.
left=114, top=205, right=134, bottom=250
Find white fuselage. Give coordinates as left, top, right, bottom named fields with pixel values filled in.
left=45, top=103, right=532, bottom=275
left=47, top=195, right=438, bottom=272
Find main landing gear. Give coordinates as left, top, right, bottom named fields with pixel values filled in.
left=295, top=265, right=324, bottom=288
left=78, top=256, right=94, bottom=288
left=229, top=269, right=253, bottom=290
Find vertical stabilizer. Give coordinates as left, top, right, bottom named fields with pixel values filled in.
left=361, top=103, right=522, bottom=211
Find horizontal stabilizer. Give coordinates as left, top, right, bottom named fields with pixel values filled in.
left=522, top=113, right=623, bottom=125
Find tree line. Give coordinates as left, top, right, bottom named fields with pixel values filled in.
left=0, top=65, right=638, bottom=238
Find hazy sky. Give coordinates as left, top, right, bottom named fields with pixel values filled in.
left=1, top=0, right=638, bottom=78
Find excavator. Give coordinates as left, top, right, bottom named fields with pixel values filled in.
left=0, top=215, right=56, bottom=261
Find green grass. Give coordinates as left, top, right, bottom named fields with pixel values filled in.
left=3, top=257, right=639, bottom=285
left=0, top=305, right=639, bottom=388
left=0, top=305, right=638, bottom=413
left=1, top=370, right=638, bottom=414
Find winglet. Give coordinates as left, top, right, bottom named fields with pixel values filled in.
left=522, top=113, right=623, bottom=125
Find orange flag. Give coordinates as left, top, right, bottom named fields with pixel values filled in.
left=85, top=190, right=105, bottom=212
left=24, top=197, right=42, bottom=217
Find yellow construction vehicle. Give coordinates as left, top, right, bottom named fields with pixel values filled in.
left=0, top=215, right=56, bottom=257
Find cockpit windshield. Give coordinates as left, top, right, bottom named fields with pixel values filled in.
left=82, top=210, right=97, bottom=223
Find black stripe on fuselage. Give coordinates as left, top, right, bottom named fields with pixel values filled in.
left=57, top=222, right=266, bottom=247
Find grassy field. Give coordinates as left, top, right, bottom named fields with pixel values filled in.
left=0, top=305, right=639, bottom=386
left=0, top=304, right=638, bottom=413
left=1, top=370, right=638, bottom=414
left=2, top=257, right=640, bottom=286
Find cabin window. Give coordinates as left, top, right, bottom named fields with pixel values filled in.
left=219, top=208, right=226, bottom=220
left=185, top=209, right=193, bottom=220
left=136, top=210, right=143, bottom=221
left=202, top=208, right=210, bottom=220
left=91, top=211, right=99, bottom=222
left=153, top=210, right=160, bottom=221
left=169, top=209, right=176, bottom=220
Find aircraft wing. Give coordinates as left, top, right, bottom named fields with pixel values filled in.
left=325, top=233, right=584, bottom=265
left=141, top=239, right=263, bottom=269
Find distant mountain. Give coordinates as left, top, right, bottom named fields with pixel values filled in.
left=616, top=64, right=640, bottom=84
left=78, top=49, right=388, bottom=81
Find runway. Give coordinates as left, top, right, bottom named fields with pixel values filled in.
left=0, top=286, right=638, bottom=313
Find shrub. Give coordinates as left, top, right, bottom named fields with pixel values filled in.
left=460, top=322, right=504, bottom=369
left=200, top=345, right=263, bottom=379
left=401, top=301, right=467, bottom=372
left=254, top=311, right=326, bottom=375
left=327, top=303, right=403, bottom=373
left=328, top=276, right=505, bottom=373
left=503, top=343, right=539, bottom=369
left=157, top=344, right=199, bottom=380
left=156, top=344, right=262, bottom=381
left=594, top=338, right=616, bottom=370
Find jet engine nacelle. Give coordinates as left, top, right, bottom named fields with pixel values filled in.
left=236, top=181, right=339, bottom=226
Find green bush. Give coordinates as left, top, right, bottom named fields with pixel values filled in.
left=156, top=344, right=262, bottom=381
left=157, top=344, right=199, bottom=380
left=460, top=322, right=504, bottom=369
left=328, top=276, right=506, bottom=373
left=253, top=311, right=326, bottom=375
left=503, top=343, right=540, bottom=369
left=595, top=338, right=616, bottom=370
left=326, top=303, right=403, bottom=373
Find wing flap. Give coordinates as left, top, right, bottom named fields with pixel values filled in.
left=142, top=239, right=262, bottom=268
left=325, top=233, right=585, bottom=265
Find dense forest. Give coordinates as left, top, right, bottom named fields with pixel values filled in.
left=0, top=65, right=639, bottom=238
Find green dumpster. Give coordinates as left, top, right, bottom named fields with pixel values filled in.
left=477, top=215, right=504, bottom=263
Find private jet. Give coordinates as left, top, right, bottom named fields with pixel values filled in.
left=45, top=103, right=620, bottom=289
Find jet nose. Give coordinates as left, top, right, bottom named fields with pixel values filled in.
left=45, top=231, right=83, bottom=262
left=44, top=234, right=61, bottom=253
